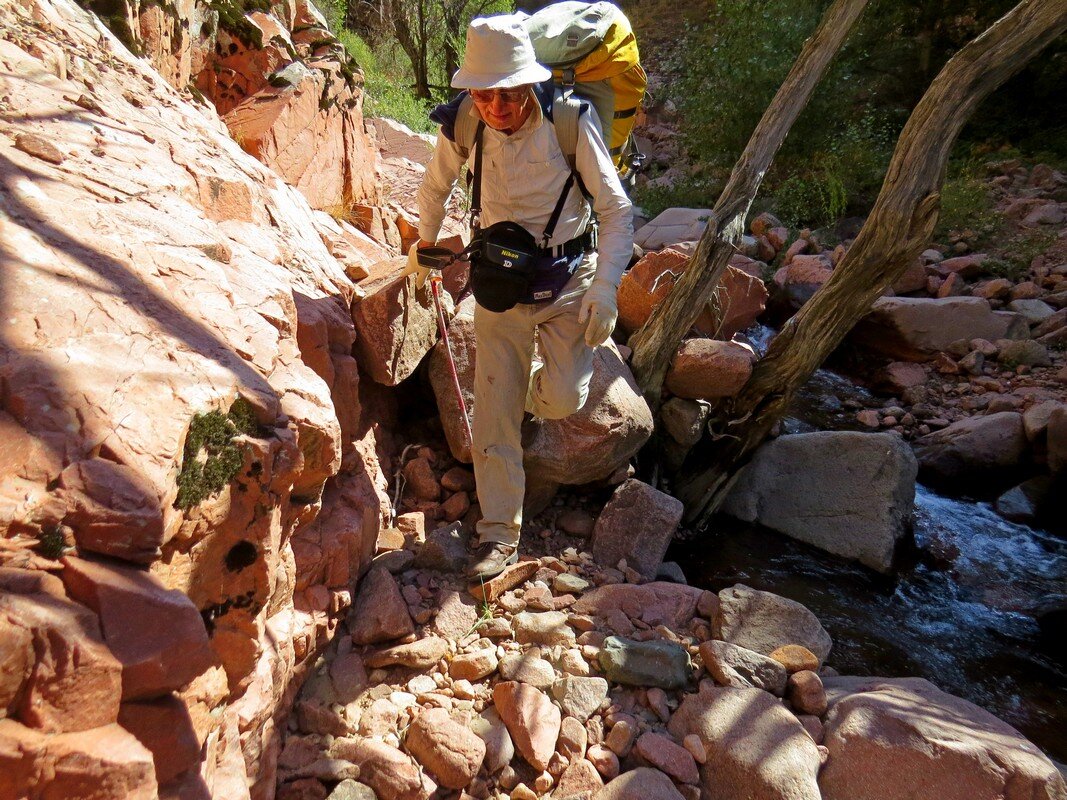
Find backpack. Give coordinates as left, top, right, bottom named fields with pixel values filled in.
left=453, top=1, right=647, bottom=189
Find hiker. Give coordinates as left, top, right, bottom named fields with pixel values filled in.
left=407, top=14, right=634, bottom=579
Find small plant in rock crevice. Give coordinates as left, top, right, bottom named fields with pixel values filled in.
left=175, top=397, right=261, bottom=511
left=35, top=525, right=67, bottom=560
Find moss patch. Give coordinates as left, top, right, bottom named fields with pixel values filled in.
left=175, top=397, right=260, bottom=510
left=35, top=525, right=67, bottom=560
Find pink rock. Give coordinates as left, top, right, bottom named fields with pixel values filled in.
left=56, top=458, right=164, bottom=565
left=665, top=339, right=755, bottom=400
left=788, top=670, right=828, bottom=716
left=493, top=681, right=562, bottom=771
left=572, top=582, right=704, bottom=630
left=403, top=457, right=440, bottom=501
left=346, top=566, right=414, bottom=645
left=781, top=237, right=810, bottom=265
left=61, top=555, right=214, bottom=700
left=591, top=480, right=684, bottom=578
left=750, top=212, right=783, bottom=236
left=440, top=467, right=476, bottom=492
left=440, top=490, right=471, bottom=523
left=353, top=271, right=446, bottom=386
left=2, top=587, right=121, bottom=733
left=891, top=259, right=927, bottom=295
left=773, top=254, right=833, bottom=308
left=449, top=648, right=498, bottom=681
left=0, top=719, right=157, bottom=800
left=555, top=758, right=605, bottom=799
left=635, top=732, right=700, bottom=784
left=118, top=694, right=203, bottom=785
left=587, top=743, right=620, bottom=780
left=406, top=707, right=486, bottom=789
left=330, top=737, right=433, bottom=800
left=617, top=248, right=767, bottom=340
left=595, top=767, right=686, bottom=800
left=935, top=254, right=986, bottom=279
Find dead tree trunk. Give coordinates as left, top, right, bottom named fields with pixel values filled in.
left=677, top=0, right=1067, bottom=526
left=628, top=0, right=870, bottom=408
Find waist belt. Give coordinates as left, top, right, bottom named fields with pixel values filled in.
left=544, top=228, right=597, bottom=259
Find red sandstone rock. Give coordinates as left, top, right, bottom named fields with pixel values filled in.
left=634, top=732, right=700, bottom=785
left=591, top=480, right=684, bottom=578
left=405, top=706, right=486, bottom=788
left=572, top=582, right=704, bottom=630
left=118, top=694, right=203, bottom=785
left=2, top=588, right=122, bottom=733
left=347, top=566, right=414, bottom=645
left=469, top=560, right=540, bottom=603
left=618, top=248, right=767, bottom=340
left=595, top=767, right=686, bottom=800
left=493, top=681, right=561, bottom=771
left=0, top=718, right=157, bottom=799
left=556, top=758, right=605, bottom=799
left=61, top=555, right=214, bottom=700
left=664, top=339, right=755, bottom=400
left=331, top=737, right=433, bottom=800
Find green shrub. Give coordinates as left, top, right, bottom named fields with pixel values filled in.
left=175, top=397, right=260, bottom=510
left=35, top=525, right=66, bottom=560
left=934, top=161, right=1001, bottom=245
left=336, top=29, right=435, bottom=133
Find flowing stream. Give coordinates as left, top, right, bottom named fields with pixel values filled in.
left=671, top=328, right=1067, bottom=762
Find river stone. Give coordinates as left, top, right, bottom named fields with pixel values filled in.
left=714, top=584, right=832, bottom=664
left=700, top=640, right=788, bottom=696
left=572, top=581, right=704, bottom=630
left=513, top=611, right=576, bottom=647
left=912, top=412, right=1028, bottom=490
left=327, top=780, right=377, bottom=800
left=551, top=676, right=609, bottom=722
left=498, top=652, right=557, bottom=688
left=405, top=707, right=485, bottom=789
left=593, top=767, right=686, bottom=800
left=493, top=681, right=561, bottom=771
left=721, top=431, right=916, bottom=572
left=364, top=637, right=449, bottom=669
left=668, top=683, right=822, bottom=800
left=820, top=676, right=1066, bottom=800
left=598, top=636, right=691, bottom=690
left=470, top=706, right=514, bottom=774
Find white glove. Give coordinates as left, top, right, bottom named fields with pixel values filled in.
left=400, top=243, right=430, bottom=289
left=578, top=278, right=618, bottom=347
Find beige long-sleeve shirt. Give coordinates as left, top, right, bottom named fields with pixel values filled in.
left=416, top=99, right=633, bottom=288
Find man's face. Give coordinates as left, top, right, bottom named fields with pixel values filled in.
left=470, top=86, right=534, bottom=134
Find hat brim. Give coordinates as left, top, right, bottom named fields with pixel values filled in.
left=451, top=62, right=551, bottom=90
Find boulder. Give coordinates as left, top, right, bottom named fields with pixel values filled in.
left=1, top=587, right=122, bottom=733
left=699, top=640, right=788, bottom=695
left=912, top=412, right=1028, bottom=489
left=664, top=339, right=755, bottom=400
left=819, top=677, right=1066, bottom=800
left=572, top=582, right=704, bottom=630
left=431, top=299, right=654, bottom=487
left=117, top=695, right=203, bottom=785
left=594, top=767, right=684, bottom=800
left=493, top=681, right=561, bottom=771
left=61, top=555, right=214, bottom=700
left=590, top=479, right=684, bottom=577
left=352, top=271, right=448, bottom=386
left=667, top=683, right=822, bottom=800
left=405, top=707, right=485, bottom=789
left=850, top=297, right=1025, bottom=361
left=329, top=737, right=432, bottom=800
left=0, top=719, right=157, bottom=800
left=713, top=584, right=832, bottom=664
left=633, top=208, right=713, bottom=251
left=721, top=431, right=917, bottom=572
left=617, top=248, right=766, bottom=339
left=346, top=566, right=414, bottom=645
left=773, top=254, right=833, bottom=309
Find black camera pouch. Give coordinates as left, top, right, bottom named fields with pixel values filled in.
left=470, top=221, right=540, bottom=313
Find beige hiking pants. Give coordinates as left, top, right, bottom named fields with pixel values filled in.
left=472, top=255, right=597, bottom=547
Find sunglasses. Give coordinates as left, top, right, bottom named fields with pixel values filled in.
left=469, top=87, right=530, bottom=103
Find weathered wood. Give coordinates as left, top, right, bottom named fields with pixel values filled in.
left=677, top=0, right=1067, bottom=526
left=628, top=0, right=870, bottom=408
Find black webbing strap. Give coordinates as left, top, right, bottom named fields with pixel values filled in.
left=470, top=120, right=486, bottom=230
left=541, top=173, right=575, bottom=248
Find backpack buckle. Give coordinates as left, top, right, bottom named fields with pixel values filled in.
left=561, top=67, right=576, bottom=88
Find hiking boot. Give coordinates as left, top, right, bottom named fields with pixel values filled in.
left=467, top=541, right=518, bottom=580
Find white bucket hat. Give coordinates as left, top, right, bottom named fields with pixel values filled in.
left=451, top=15, right=551, bottom=90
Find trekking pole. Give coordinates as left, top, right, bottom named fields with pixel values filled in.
left=419, top=247, right=474, bottom=449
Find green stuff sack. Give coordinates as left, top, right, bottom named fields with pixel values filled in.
left=524, top=1, right=647, bottom=186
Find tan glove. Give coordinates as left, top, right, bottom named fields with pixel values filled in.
left=578, top=278, right=618, bottom=347
left=400, top=242, right=431, bottom=289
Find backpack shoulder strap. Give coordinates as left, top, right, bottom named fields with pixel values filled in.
left=453, top=94, right=478, bottom=160
left=551, top=90, right=581, bottom=173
